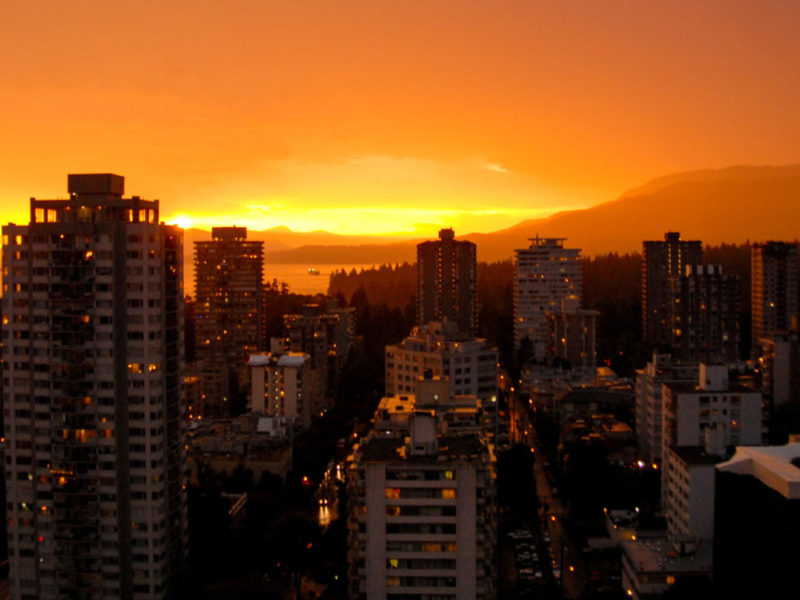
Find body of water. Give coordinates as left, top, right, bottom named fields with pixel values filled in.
left=265, top=263, right=379, bottom=295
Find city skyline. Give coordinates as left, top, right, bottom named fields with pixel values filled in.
left=2, top=1, right=799, bottom=237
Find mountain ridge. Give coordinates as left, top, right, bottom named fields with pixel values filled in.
left=183, top=164, right=800, bottom=271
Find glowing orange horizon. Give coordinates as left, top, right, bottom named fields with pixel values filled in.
left=0, top=2, right=797, bottom=233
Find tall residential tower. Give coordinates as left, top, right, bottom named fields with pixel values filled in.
left=417, top=228, right=477, bottom=336
left=2, top=174, right=187, bottom=599
left=751, top=241, right=799, bottom=354
left=642, top=232, right=702, bottom=348
left=513, top=236, right=582, bottom=361
left=193, top=226, right=263, bottom=415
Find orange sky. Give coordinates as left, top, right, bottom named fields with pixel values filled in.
left=1, top=1, right=798, bottom=237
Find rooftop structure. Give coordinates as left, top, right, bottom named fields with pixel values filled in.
left=283, top=300, right=355, bottom=405
left=621, top=535, right=713, bottom=600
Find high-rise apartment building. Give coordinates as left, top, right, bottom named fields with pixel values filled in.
left=751, top=241, right=799, bottom=355
left=670, top=264, right=740, bottom=363
left=194, top=226, right=263, bottom=415
left=714, top=443, right=800, bottom=599
left=642, top=232, right=702, bottom=348
left=2, top=174, right=187, bottom=599
left=513, top=236, right=582, bottom=360
left=417, top=228, right=477, bottom=336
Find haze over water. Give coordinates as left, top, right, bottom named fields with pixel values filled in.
left=266, top=263, right=376, bottom=296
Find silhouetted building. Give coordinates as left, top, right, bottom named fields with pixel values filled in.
left=417, top=228, right=477, bottom=336
left=514, top=236, right=582, bottom=361
left=670, top=264, right=740, bottom=363
left=547, top=297, right=599, bottom=372
left=283, top=300, right=355, bottom=408
left=642, top=232, right=702, bottom=348
left=751, top=241, right=799, bottom=355
left=2, top=174, right=187, bottom=599
left=194, top=226, right=263, bottom=416
left=714, top=443, right=800, bottom=599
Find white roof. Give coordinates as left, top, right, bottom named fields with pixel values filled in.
left=247, top=354, right=271, bottom=367
left=277, top=354, right=307, bottom=368
left=717, top=443, right=800, bottom=499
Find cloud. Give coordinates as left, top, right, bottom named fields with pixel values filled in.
left=484, top=163, right=510, bottom=174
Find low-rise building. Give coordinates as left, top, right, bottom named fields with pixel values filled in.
left=621, top=535, right=713, bottom=600
left=385, top=322, right=498, bottom=400
left=634, top=353, right=698, bottom=465
left=283, top=300, right=356, bottom=406
left=547, top=298, right=599, bottom=374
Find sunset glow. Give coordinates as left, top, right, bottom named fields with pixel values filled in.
left=1, top=1, right=798, bottom=236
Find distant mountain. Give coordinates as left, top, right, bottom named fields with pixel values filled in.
left=473, top=164, right=800, bottom=260
left=182, top=165, right=800, bottom=279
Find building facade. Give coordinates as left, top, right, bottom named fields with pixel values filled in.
left=2, top=174, right=187, bottom=599
left=642, top=232, right=702, bottom=348
left=751, top=241, right=799, bottom=355
left=714, top=444, right=800, bottom=599
left=283, top=301, right=355, bottom=405
left=417, top=228, right=477, bottom=336
left=513, top=236, right=582, bottom=361
left=248, top=351, right=319, bottom=428
left=662, top=364, right=763, bottom=454
left=385, top=322, right=498, bottom=401
left=547, top=298, right=599, bottom=372
left=194, top=226, right=263, bottom=415
left=670, top=264, right=740, bottom=363
left=755, top=332, right=800, bottom=407
left=635, top=353, right=699, bottom=464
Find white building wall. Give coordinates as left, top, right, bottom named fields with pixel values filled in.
left=688, top=463, right=716, bottom=539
